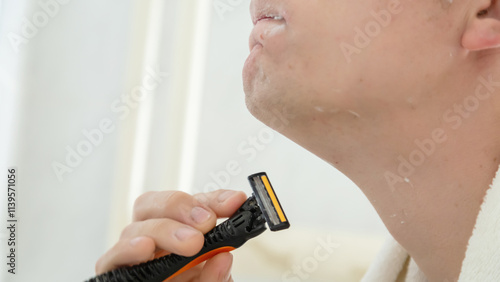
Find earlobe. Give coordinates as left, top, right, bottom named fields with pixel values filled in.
left=462, top=6, right=500, bottom=51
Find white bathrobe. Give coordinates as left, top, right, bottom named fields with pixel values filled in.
left=362, top=166, right=500, bottom=282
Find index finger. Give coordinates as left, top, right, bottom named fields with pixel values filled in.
left=194, top=190, right=248, bottom=217
left=133, top=190, right=247, bottom=228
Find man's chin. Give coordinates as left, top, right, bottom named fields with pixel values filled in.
left=244, top=94, right=263, bottom=121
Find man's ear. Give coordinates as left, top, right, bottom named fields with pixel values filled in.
left=462, top=1, right=500, bottom=51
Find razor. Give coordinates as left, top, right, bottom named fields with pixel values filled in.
left=86, top=172, right=290, bottom=282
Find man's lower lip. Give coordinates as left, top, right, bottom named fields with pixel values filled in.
left=256, top=17, right=284, bottom=24
left=254, top=18, right=286, bottom=28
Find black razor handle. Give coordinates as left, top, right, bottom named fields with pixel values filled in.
left=86, top=196, right=266, bottom=282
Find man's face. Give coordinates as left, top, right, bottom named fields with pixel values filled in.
left=243, top=0, right=463, bottom=156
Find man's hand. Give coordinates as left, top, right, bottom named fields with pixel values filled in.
left=95, top=189, right=247, bottom=282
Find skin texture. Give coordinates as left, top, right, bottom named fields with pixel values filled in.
left=243, top=0, right=500, bottom=281
left=97, top=0, right=500, bottom=281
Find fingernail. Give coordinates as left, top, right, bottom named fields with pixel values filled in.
left=191, top=206, right=211, bottom=224
left=174, top=227, right=199, bottom=241
left=218, top=191, right=237, bottom=202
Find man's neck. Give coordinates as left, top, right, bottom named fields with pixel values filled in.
left=275, top=69, right=500, bottom=281
left=364, top=148, right=499, bottom=281
left=340, top=109, right=500, bottom=281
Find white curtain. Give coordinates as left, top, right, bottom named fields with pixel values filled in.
left=0, top=1, right=211, bottom=280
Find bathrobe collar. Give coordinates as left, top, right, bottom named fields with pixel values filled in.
left=362, top=165, right=500, bottom=282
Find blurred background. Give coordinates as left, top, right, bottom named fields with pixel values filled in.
left=0, top=0, right=388, bottom=281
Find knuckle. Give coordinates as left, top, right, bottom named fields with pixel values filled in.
left=165, top=191, right=191, bottom=205
left=95, top=250, right=112, bottom=274
left=132, top=191, right=157, bottom=221
left=94, top=258, right=103, bottom=274
left=133, top=191, right=155, bottom=211
left=193, top=192, right=210, bottom=205
left=148, top=220, right=166, bottom=235
left=120, top=222, right=139, bottom=238
left=133, top=190, right=197, bottom=222
left=158, top=191, right=192, bottom=213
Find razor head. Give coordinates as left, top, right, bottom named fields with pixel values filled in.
left=248, top=172, right=290, bottom=231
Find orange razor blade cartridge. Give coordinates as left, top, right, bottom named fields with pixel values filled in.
left=86, top=172, right=290, bottom=282
left=248, top=172, right=290, bottom=231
